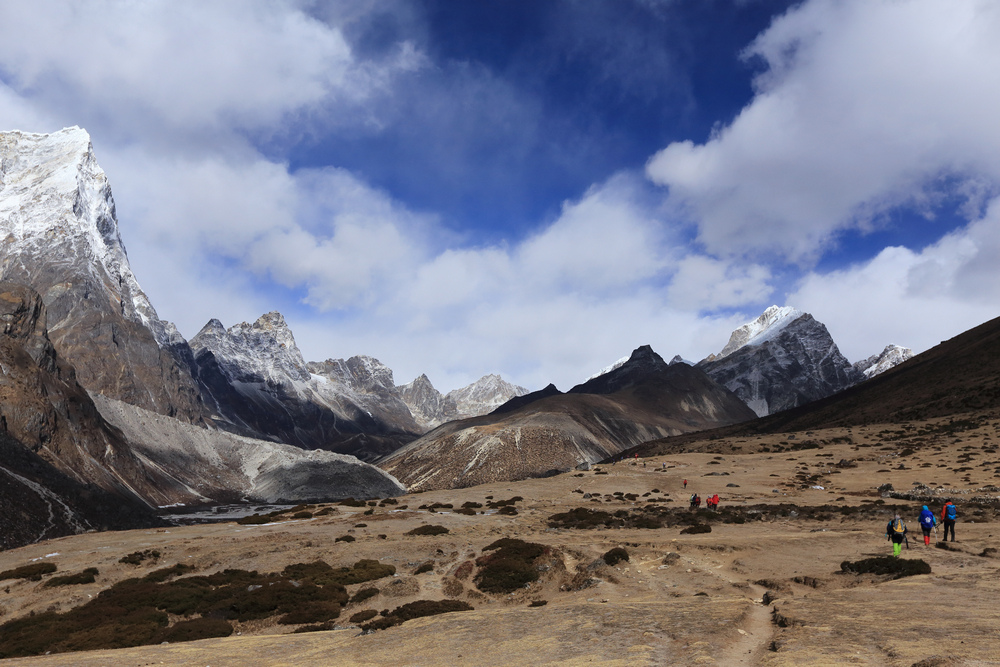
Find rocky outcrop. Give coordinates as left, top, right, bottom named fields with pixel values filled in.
left=0, top=282, right=166, bottom=549
left=699, top=308, right=862, bottom=417
left=380, top=347, right=755, bottom=491
left=0, top=128, right=203, bottom=421
left=190, top=313, right=421, bottom=461
left=398, top=373, right=528, bottom=431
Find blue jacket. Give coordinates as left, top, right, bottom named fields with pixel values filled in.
left=919, top=506, right=937, bottom=529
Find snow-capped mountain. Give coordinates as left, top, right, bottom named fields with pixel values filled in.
left=853, top=344, right=914, bottom=379
left=190, top=313, right=421, bottom=461
left=699, top=307, right=860, bottom=417
left=398, top=373, right=529, bottom=431
left=0, top=127, right=202, bottom=419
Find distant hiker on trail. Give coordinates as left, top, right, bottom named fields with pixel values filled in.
left=886, top=514, right=908, bottom=557
left=918, top=505, right=937, bottom=545
left=690, top=493, right=700, bottom=508
left=683, top=479, right=688, bottom=489
left=712, top=494, right=720, bottom=510
left=941, top=501, right=957, bottom=542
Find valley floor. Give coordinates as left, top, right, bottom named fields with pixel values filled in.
left=2, top=415, right=1000, bottom=666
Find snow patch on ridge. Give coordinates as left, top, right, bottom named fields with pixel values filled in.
left=715, top=305, right=804, bottom=359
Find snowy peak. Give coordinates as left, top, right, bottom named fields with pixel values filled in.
left=715, top=305, right=804, bottom=360
left=398, top=372, right=528, bottom=431
left=445, top=374, right=528, bottom=415
left=308, top=355, right=397, bottom=394
left=854, top=344, right=914, bottom=379
left=0, top=127, right=166, bottom=344
left=585, top=355, right=630, bottom=382
left=190, top=311, right=309, bottom=385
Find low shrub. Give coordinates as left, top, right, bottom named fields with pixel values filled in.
left=335, top=535, right=356, bottom=543
left=840, top=557, right=931, bottom=578
left=680, top=524, right=712, bottom=535
left=44, top=568, right=98, bottom=587
left=349, top=609, right=378, bottom=623
left=0, top=563, right=57, bottom=581
left=406, top=525, right=449, bottom=536
left=350, top=587, right=380, bottom=605
left=602, top=548, right=629, bottom=566
left=360, top=599, right=473, bottom=632
left=278, top=601, right=342, bottom=625
left=292, top=511, right=313, bottom=519
left=155, top=617, right=232, bottom=642
left=529, top=600, right=548, bottom=607
left=475, top=539, right=547, bottom=594
left=119, top=550, right=161, bottom=566
left=414, top=562, right=434, bottom=575
left=497, top=506, right=518, bottom=516
left=236, top=514, right=272, bottom=525
left=143, top=564, right=195, bottom=583
left=338, top=498, right=368, bottom=507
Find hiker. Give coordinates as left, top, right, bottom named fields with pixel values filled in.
left=683, top=479, right=688, bottom=489
left=918, top=505, right=937, bottom=545
left=886, top=513, right=908, bottom=557
left=712, top=494, right=720, bottom=510
left=941, top=501, right=957, bottom=542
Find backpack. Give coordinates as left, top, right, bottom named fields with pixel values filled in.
left=891, top=518, right=905, bottom=534
left=946, top=504, right=957, bottom=520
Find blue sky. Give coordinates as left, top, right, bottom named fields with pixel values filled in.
left=1, top=0, right=999, bottom=392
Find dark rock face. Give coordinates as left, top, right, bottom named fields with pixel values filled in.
left=0, top=282, right=164, bottom=550
left=491, top=383, right=562, bottom=415
left=398, top=374, right=459, bottom=428
left=380, top=347, right=756, bottom=491
left=699, top=314, right=862, bottom=417
left=569, top=345, right=672, bottom=395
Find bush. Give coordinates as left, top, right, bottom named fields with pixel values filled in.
left=350, top=587, right=380, bottom=605
left=840, top=557, right=931, bottom=578
left=119, top=550, right=161, bottom=565
left=602, top=548, right=629, bottom=566
left=292, top=511, right=313, bottom=519
left=360, top=600, right=473, bottom=632
left=349, top=609, right=378, bottom=623
left=475, top=539, right=547, bottom=594
left=278, top=601, right=342, bottom=625
left=44, top=568, right=98, bottom=587
left=338, top=498, right=367, bottom=507
left=335, top=535, right=356, bottom=543
left=0, top=563, right=57, bottom=581
left=414, top=562, right=434, bottom=575
left=406, top=525, right=449, bottom=536
left=680, top=524, right=712, bottom=535
left=156, top=617, right=232, bottom=642
left=236, top=514, right=272, bottom=525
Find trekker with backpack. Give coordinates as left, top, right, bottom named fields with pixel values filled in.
left=886, top=514, right=908, bottom=557
left=918, top=505, right=937, bottom=545
left=941, top=501, right=957, bottom=542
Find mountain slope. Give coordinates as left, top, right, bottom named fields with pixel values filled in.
left=379, top=347, right=755, bottom=490
left=633, top=313, right=1000, bottom=456
left=398, top=373, right=528, bottom=431
left=0, top=128, right=203, bottom=420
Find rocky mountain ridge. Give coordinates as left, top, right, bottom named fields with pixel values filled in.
left=380, top=346, right=757, bottom=491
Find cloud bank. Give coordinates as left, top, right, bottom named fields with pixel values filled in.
left=0, top=0, right=998, bottom=392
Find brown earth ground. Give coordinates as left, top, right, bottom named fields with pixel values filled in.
left=2, top=410, right=1000, bottom=666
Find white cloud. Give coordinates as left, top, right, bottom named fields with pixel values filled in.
left=790, top=195, right=1000, bottom=363
left=647, top=0, right=1000, bottom=261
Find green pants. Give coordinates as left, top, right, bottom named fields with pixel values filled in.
left=892, top=541, right=902, bottom=557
